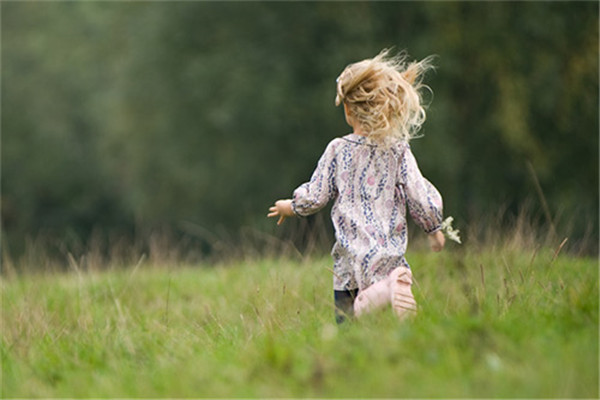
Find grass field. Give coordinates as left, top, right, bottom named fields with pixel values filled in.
left=1, top=238, right=598, bottom=398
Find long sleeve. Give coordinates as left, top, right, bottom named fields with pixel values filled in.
left=292, top=140, right=339, bottom=217
left=400, top=146, right=443, bottom=233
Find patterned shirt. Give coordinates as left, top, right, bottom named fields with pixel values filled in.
left=292, top=133, right=443, bottom=291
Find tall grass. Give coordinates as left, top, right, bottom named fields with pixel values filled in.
left=4, top=200, right=595, bottom=278
left=1, top=216, right=598, bottom=398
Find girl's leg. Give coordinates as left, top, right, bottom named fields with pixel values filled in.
left=334, top=289, right=359, bottom=324
left=390, top=267, right=417, bottom=319
left=354, top=278, right=391, bottom=317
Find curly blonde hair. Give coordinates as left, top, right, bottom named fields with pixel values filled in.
left=335, top=49, right=435, bottom=144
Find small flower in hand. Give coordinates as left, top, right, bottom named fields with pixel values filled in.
left=441, top=216, right=461, bottom=244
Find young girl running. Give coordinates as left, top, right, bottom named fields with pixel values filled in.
left=268, top=49, right=446, bottom=323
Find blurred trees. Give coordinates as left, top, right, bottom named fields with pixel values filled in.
left=2, top=2, right=598, bottom=258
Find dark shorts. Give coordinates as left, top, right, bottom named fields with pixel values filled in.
left=334, top=288, right=359, bottom=324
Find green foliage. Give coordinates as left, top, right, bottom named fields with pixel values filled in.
left=2, top=244, right=598, bottom=398
left=2, top=2, right=598, bottom=254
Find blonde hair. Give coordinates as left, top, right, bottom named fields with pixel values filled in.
left=335, top=49, right=435, bottom=144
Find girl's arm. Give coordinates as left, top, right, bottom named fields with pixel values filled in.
left=401, top=146, right=444, bottom=242
left=267, top=140, right=338, bottom=225
left=290, top=140, right=338, bottom=217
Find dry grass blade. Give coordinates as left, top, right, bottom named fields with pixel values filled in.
left=551, top=237, right=569, bottom=263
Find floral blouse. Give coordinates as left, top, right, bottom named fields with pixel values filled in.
left=292, top=133, right=443, bottom=291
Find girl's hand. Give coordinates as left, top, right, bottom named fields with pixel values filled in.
left=267, top=199, right=295, bottom=225
left=428, top=230, right=445, bottom=252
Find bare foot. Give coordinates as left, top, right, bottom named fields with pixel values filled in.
left=390, top=267, right=417, bottom=320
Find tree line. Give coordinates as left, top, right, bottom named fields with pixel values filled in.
left=2, top=1, right=598, bottom=261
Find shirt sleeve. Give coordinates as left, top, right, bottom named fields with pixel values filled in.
left=400, top=145, right=443, bottom=233
left=292, top=140, right=338, bottom=217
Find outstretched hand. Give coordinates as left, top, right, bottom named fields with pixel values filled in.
left=267, top=199, right=295, bottom=225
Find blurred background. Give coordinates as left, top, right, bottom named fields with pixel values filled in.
left=2, top=2, right=598, bottom=267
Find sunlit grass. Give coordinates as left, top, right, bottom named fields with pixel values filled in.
left=1, top=240, right=598, bottom=398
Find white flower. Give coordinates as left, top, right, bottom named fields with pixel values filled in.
left=441, top=216, right=462, bottom=244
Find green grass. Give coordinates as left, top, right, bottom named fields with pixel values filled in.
left=2, top=243, right=598, bottom=398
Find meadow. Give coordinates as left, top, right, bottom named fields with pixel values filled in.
left=1, top=231, right=598, bottom=398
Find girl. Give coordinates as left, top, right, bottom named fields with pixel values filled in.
left=268, top=49, right=445, bottom=323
